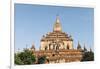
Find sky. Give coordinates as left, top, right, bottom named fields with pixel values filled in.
left=14, top=4, right=94, bottom=52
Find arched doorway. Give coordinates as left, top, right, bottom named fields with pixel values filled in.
left=56, top=44, right=60, bottom=50
left=45, top=46, right=47, bottom=50
left=67, top=44, right=69, bottom=49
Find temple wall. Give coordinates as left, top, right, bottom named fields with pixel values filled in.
left=59, top=43, right=64, bottom=49
left=41, top=40, right=73, bottom=50
left=63, top=41, right=73, bottom=49
left=40, top=41, right=47, bottom=50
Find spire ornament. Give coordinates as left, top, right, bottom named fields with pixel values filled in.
left=83, top=44, right=87, bottom=52
left=53, top=15, right=62, bottom=32
left=77, top=41, right=82, bottom=50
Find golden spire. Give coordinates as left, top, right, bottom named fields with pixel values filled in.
left=56, top=15, right=60, bottom=23
left=53, top=15, right=62, bottom=32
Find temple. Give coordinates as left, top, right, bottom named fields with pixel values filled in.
left=31, top=16, right=83, bottom=63
left=40, top=16, right=73, bottom=51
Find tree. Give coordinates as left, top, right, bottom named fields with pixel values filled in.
left=15, top=49, right=36, bottom=65
left=15, top=53, right=24, bottom=65
left=37, top=55, right=46, bottom=64
left=81, top=51, right=94, bottom=61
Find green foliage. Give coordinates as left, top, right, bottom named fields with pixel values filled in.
left=81, top=51, right=94, bottom=61
left=15, top=54, right=24, bottom=65
left=15, top=49, right=36, bottom=65
left=37, top=55, right=46, bottom=64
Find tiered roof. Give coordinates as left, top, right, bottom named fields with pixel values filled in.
left=41, top=16, right=73, bottom=41
left=41, top=32, right=73, bottom=41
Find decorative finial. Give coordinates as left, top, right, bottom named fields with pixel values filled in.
left=77, top=41, right=81, bottom=50
left=84, top=44, right=87, bottom=52
left=31, top=42, right=35, bottom=51
left=90, top=47, right=92, bottom=52
left=53, top=15, right=62, bottom=32
left=56, top=14, right=60, bottom=23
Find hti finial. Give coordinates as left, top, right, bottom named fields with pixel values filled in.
left=56, top=14, right=60, bottom=23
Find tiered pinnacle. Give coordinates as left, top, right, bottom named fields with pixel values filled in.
left=41, top=16, right=73, bottom=42
left=53, top=16, right=62, bottom=32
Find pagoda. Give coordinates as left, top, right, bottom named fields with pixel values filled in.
left=32, top=16, right=83, bottom=63
left=40, top=16, right=73, bottom=51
